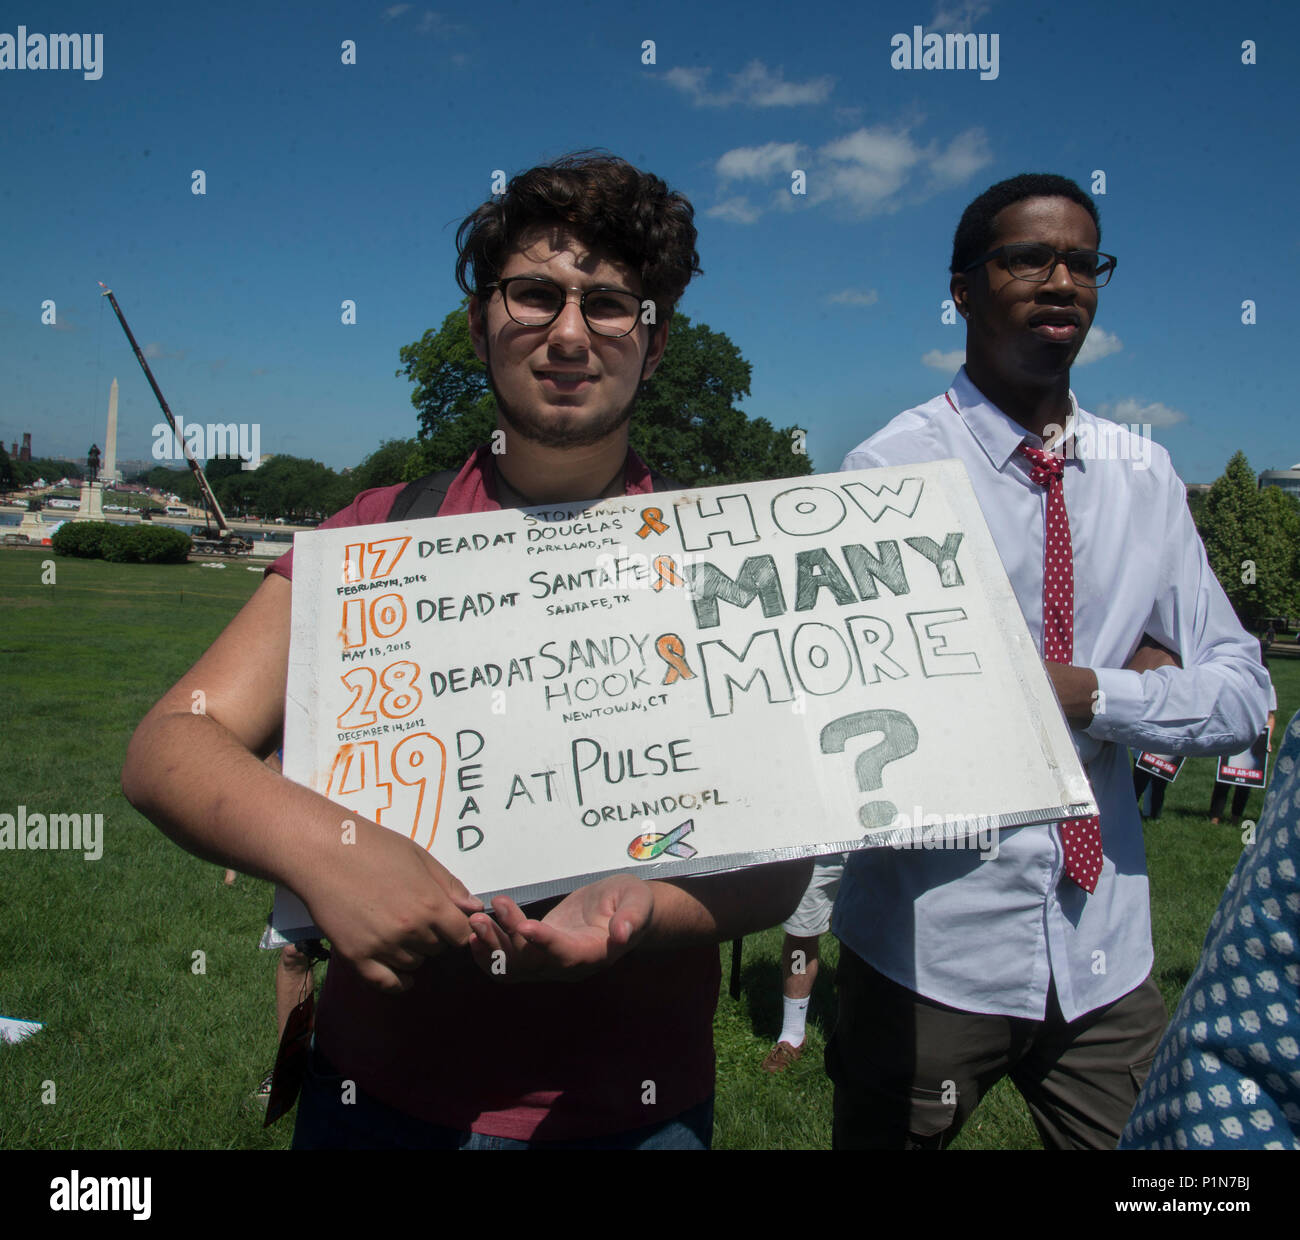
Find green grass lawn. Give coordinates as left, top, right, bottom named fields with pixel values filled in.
left=0, top=548, right=1291, bottom=1149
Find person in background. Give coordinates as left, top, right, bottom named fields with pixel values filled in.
left=1121, top=709, right=1300, bottom=1150
left=1210, top=651, right=1276, bottom=825
left=829, top=172, right=1269, bottom=1150
left=761, top=858, right=845, bottom=1074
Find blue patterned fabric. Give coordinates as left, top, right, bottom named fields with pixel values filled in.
left=1120, top=711, right=1300, bottom=1149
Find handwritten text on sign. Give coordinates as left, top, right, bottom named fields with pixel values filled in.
left=281, top=461, right=1092, bottom=909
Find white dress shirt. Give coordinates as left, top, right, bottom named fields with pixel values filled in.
left=833, top=368, right=1269, bottom=1021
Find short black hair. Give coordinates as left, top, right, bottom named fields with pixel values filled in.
left=951, top=173, right=1101, bottom=275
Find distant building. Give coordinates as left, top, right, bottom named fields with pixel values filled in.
left=1258, top=466, right=1300, bottom=502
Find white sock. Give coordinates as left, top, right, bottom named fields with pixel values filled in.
left=778, top=995, right=810, bottom=1047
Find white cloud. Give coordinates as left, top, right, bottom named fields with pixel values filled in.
left=816, top=127, right=920, bottom=211
left=925, top=128, right=994, bottom=190
left=416, top=9, right=454, bottom=34
left=664, top=66, right=710, bottom=97
left=922, top=348, right=965, bottom=371
left=1074, top=326, right=1123, bottom=365
left=828, top=288, right=879, bottom=306
left=665, top=60, right=833, bottom=108
left=383, top=6, right=460, bottom=35
left=143, top=341, right=186, bottom=361
left=716, top=141, right=802, bottom=182
left=706, top=196, right=761, bottom=225
left=815, top=124, right=992, bottom=216
left=710, top=122, right=991, bottom=222
left=1097, top=398, right=1186, bottom=428
left=816, top=125, right=992, bottom=215
left=930, top=1, right=993, bottom=32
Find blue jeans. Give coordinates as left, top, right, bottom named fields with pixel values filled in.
left=292, top=1046, right=714, bottom=1150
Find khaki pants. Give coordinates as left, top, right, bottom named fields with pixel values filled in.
left=825, top=948, right=1166, bottom=1149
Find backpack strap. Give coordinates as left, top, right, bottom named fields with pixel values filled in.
left=648, top=469, right=677, bottom=493
left=386, top=469, right=461, bottom=522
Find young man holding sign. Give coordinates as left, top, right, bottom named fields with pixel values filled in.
left=123, top=154, right=807, bottom=1149
left=830, top=173, right=1269, bottom=1149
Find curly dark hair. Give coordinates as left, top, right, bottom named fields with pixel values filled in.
left=455, top=151, right=702, bottom=323
left=951, top=173, right=1101, bottom=275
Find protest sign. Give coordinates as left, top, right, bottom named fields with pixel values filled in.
left=1134, top=752, right=1185, bottom=783
left=269, top=460, right=1093, bottom=938
left=1216, top=727, right=1272, bottom=789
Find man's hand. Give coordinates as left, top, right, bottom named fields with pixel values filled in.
left=1047, top=636, right=1182, bottom=726
left=468, top=875, right=654, bottom=983
left=1124, top=635, right=1182, bottom=674
left=1044, top=662, right=1100, bottom=726
left=298, top=817, right=482, bottom=994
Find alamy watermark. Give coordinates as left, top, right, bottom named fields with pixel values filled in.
left=887, top=808, right=1000, bottom=860
left=49, top=1171, right=150, bottom=1221
left=0, top=27, right=102, bottom=80
left=890, top=25, right=999, bottom=80
left=0, top=807, right=102, bottom=861
left=1042, top=419, right=1153, bottom=470
left=152, top=417, right=261, bottom=469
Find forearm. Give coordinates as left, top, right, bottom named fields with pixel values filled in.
left=1087, top=659, right=1268, bottom=756
left=641, top=859, right=811, bottom=949
left=122, top=708, right=352, bottom=895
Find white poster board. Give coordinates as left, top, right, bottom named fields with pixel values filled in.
left=270, top=460, right=1093, bottom=940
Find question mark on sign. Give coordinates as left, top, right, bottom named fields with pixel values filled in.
left=819, top=709, right=919, bottom=831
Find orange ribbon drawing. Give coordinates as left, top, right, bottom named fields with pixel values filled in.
left=652, top=555, right=683, bottom=591
left=636, top=507, right=668, bottom=538
left=655, top=633, right=696, bottom=684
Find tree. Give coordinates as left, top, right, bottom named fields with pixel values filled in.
left=139, top=465, right=200, bottom=503
left=13, top=457, right=84, bottom=487
left=397, top=304, right=497, bottom=475
left=244, top=455, right=350, bottom=522
left=0, top=443, right=11, bottom=492
left=396, top=306, right=812, bottom=485
left=1258, top=484, right=1300, bottom=619
left=1196, top=451, right=1300, bottom=625
left=631, top=314, right=810, bottom=485
left=345, top=438, right=426, bottom=498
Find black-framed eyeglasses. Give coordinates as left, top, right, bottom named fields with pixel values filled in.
left=484, top=276, right=647, bottom=338
left=963, top=243, right=1118, bottom=288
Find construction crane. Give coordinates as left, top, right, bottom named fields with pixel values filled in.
left=98, top=283, right=252, bottom=557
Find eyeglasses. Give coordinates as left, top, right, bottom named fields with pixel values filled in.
left=484, top=276, right=646, bottom=338
left=963, top=243, right=1118, bottom=288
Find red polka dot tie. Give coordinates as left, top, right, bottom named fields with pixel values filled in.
left=1018, top=442, right=1103, bottom=894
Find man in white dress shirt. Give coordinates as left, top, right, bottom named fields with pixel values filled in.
left=830, top=173, right=1269, bottom=1149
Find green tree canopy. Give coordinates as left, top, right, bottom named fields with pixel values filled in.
left=396, top=305, right=811, bottom=486
left=1196, top=451, right=1300, bottom=625
left=136, top=464, right=200, bottom=503
left=347, top=438, right=425, bottom=494
left=13, top=456, right=85, bottom=487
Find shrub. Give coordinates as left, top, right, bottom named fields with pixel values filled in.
left=111, top=525, right=191, bottom=564
left=51, top=521, right=190, bottom=564
left=51, top=521, right=123, bottom=559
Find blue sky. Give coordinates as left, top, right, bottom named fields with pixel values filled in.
left=2, top=0, right=1295, bottom=484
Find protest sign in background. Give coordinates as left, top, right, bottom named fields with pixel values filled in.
left=1216, top=727, right=1272, bottom=789
left=271, top=461, right=1093, bottom=937
left=1135, top=752, right=1186, bottom=783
